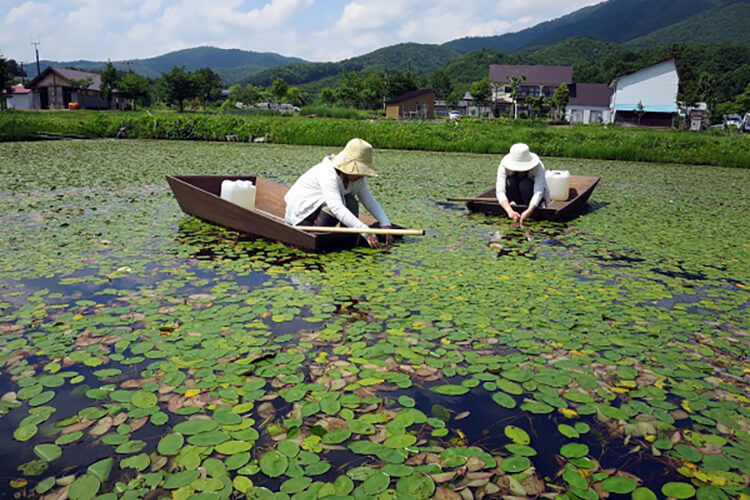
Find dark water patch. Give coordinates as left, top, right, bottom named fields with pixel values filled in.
left=386, top=386, right=685, bottom=493
left=651, top=268, right=708, bottom=281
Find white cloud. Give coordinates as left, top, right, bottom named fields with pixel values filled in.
left=0, top=0, right=608, bottom=65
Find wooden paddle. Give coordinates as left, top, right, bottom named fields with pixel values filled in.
left=446, top=197, right=497, bottom=203
left=296, top=226, right=425, bottom=236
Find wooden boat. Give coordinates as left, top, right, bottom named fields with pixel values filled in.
left=452, top=175, right=600, bottom=222
left=167, top=175, right=401, bottom=252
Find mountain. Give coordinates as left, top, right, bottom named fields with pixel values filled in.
left=243, top=43, right=461, bottom=87
left=24, top=46, right=305, bottom=83
left=442, top=0, right=748, bottom=54
left=625, top=2, right=750, bottom=48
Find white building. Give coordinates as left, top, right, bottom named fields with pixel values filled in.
left=610, top=59, right=679, bottom=128
left=3, top=84, right=36, bottom=110
left=565, top=84, right=612, bottom=125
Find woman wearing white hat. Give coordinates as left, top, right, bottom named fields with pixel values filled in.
left=284, top=138, right=392, bottom=248
left=496, top=143, right=550, bottom=226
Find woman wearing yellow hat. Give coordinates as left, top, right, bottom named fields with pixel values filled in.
left=496, top=143, right=550, bottom=226
left=284, top=138, right=392, bottom=248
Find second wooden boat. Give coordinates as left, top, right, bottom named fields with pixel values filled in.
left=167, top=175, right=402, bottom=252
left=450, top=175, right=600, bottom=221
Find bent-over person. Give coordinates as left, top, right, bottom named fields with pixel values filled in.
left=496, top=143, right=550, bottom=226
left=284, top=138, right=392, bottom=248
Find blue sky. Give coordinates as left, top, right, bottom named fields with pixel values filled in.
left=1, top=0, right=603, bottom=64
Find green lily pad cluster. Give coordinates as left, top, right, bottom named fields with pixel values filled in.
left=0, top=140, right=747, bottom=499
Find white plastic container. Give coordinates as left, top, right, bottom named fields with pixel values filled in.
left=220, top=180, right=256, bottom=210
left=546, top=170, right=571, bottom=201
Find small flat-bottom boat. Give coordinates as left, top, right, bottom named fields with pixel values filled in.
left=167, top=175, right=394, bottom=252
left=455, top=175, right=600, bottom=222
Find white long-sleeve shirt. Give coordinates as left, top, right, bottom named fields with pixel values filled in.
left=495, top=161, right=550, bottom=208
left=284, top=156, right=391, bottom=229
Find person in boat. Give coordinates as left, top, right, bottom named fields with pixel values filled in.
left=496, top=143, right=550, bottom=226
left=284, top=138, right=392, bottom=248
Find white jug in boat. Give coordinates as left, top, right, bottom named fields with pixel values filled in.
left=546, top=170, right=570, bottom=201
left=220, top=180, right=256, bottom=210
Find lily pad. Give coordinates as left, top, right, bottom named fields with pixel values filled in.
left=662, top=482, right=696, bottom=499
left=259, top=450, right=288, bottom=477
left=430, top=384, right=470, bottom=396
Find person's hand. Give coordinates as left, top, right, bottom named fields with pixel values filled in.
left=382, top=225, right=393, bottom=246
left=506, top=209, right=521, bottom=222
left=365, top=234, right=380, bottom=248
left=519, top=208, right=534, bottom=227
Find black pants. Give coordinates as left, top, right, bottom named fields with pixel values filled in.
left=300, top=194, right=358, bottom=226
left=506, top=174, right=534, bottom=205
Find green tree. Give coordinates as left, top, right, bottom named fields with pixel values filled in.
left=734, top=83, right=750, bottom=111
left=193, top=68, right=222, bottom=110
left=361, top=71, right=386, bottom=109
left=285, top=86, right=303, bottom=106
left=0, top=55, right=7, bottom=110
left=160, top=66, right=196, bottom=112
left=338, top=71, right=362, bottom=107
left=319, top=87, right=337, bottom=106
left=270, top=78, right=289, bottom=103
left=552, top=83, right=570, bottom=121
left=430, top=69, right=452, bottom=100
left=527, top=95, right=550, bottom=119
left=508, top=74, right=526, bottom=119
left=469, top=77, right=491, bottom=116
left=100, top=60, right=118, bottom=109
left=387, top=71, right=419, bottom=100
left=118, top=73, right=151, bottom=110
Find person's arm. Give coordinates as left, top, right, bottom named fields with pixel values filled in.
left=320, top=170, right=367, bottom=229
left=496, top=166, right=520, bottom=221
left=520, top=165, right=546, bottom=225
left=355, top=179, right=391, bottom=227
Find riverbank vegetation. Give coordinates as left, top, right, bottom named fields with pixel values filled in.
left=1, top=110, right=748, bottom=168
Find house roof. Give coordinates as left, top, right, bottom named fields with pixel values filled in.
left=489, top=65, right=572, bottom=85
left=568, top=83, right=612, bottom=107
left=609, top=58, right=677, bottom=87
left=29, top=66, right=102, bottom=91
left=386, top=89, right=434, bottom=105
left=3, top=84, right=32, bottom=95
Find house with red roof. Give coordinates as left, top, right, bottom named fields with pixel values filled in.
left=565, top=83, right=613, bottom=124
left=27, top=66, right=123, bottom=110
left=2, top=84, right=34, bottom=110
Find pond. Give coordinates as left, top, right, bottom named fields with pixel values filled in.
left=0, top=139, right=748, bottom=499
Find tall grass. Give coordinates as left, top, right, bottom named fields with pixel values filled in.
left=298, top=106, right=371, bottom=119
left=1, top=110, right=748, bottom=168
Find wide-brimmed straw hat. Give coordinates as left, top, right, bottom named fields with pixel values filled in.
left=331, top=138, right=378, bottom=177
left=500, top=143, right=540, bottom=172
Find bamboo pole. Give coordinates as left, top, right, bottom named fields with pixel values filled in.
left=446, top=197, right=497, bottom=203
left=296, top=226, right=425, bottom=236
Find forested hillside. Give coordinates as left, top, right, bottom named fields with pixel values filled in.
left=243, top=43, right=460, bottom=87
left=625, top=2, right=750, bottom=48
left=442, top=0, right=747, bottom=53
left=26, top=47, right=305, bottom=82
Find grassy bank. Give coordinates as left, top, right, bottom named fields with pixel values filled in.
left=1, top=110, right=748, bottom=167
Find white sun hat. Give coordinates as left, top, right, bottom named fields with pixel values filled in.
left=331, top=138, right=378, bottom=177
left=500, top=143, right=540, bottom=172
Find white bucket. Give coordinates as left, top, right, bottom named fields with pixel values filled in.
left=546, top=170, right=570, bottom=201
left=220, top=180, right=256, bottom=210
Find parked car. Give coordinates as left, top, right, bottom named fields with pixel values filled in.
left=448, top=110, right=461, bottom=120
left=723, top=113, right=743, bottom=130
left=742, top=113, right=750, bottom=133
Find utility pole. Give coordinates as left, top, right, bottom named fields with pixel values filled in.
left=31, top=40, right=40, bottom=76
